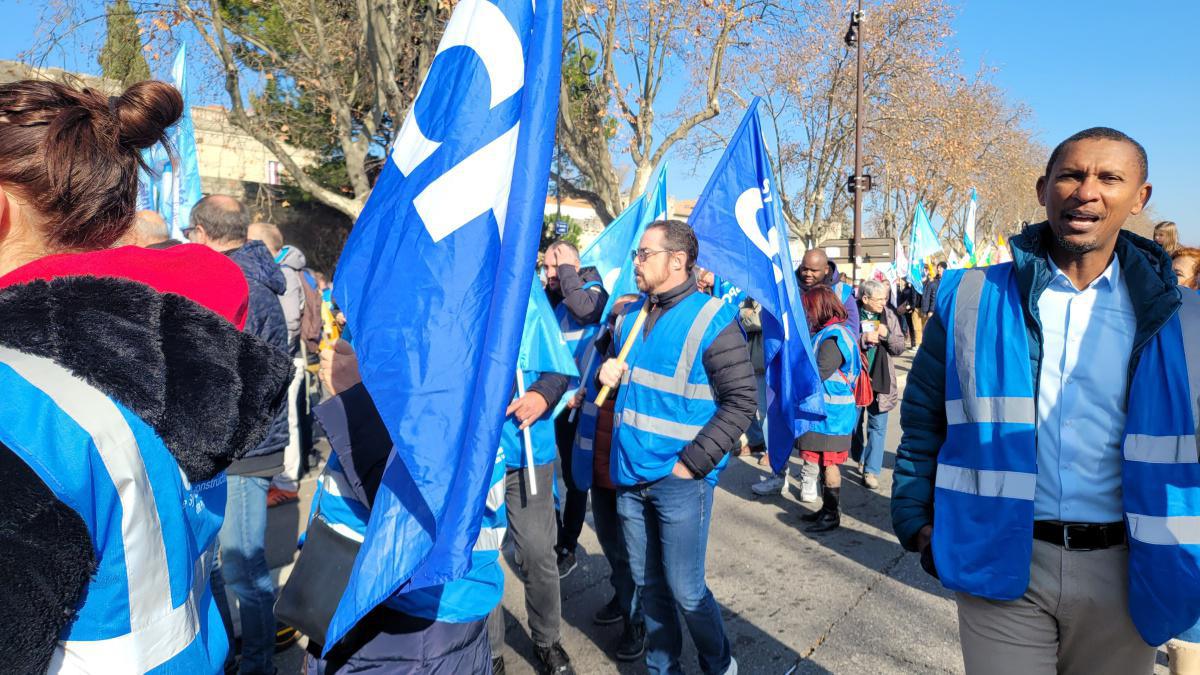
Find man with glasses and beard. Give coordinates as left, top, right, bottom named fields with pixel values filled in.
left=596, top=220, right=756, bottom=675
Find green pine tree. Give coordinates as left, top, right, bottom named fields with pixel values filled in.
left=98, top=0, right=151, bottom=88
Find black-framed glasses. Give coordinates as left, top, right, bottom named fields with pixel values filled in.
left=181, top=226, right=199, bottom=241
left=631, top=248, right=675, bottom=262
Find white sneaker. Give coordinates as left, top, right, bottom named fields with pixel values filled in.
left=863, top=472, right=880, bottom=490
left=751, top=474, right=787, bottom=496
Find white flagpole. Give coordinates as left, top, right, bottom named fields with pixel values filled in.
left=516, top=368, right=538, bottom=495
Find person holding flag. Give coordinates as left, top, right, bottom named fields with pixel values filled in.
left=542, top=240, right=609, bottom=578
left=597, top=220, right=757, bottom=675
left=685, top=96, right=827, bottom=508
left=321, top=0, right=564, bottom=668
left=298, top=340, right=504, bottom=673
left=486, top=279, right=579, bottom=675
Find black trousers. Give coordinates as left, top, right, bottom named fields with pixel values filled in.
left=554, top=411, right=588, bottom=554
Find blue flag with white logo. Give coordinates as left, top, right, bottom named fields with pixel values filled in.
left=688, top=98, right=825, bottom=472
left=579, top=164, right=667, bottom=315
left=138, top=44, right=202, bottom=240
left=328, top=0, right=561, bottom=650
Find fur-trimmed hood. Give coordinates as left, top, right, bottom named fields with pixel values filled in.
left=0, top=275, right=293, bottom=482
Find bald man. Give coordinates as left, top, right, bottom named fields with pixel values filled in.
left=122, top=209, right=179, bottom=249
left=753, top=249, right=861, bottom=499
left=796, top=249, right=860, bottom=337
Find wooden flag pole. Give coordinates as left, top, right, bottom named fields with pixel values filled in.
left=594, top=304, right=649, bottom=407
left=515, top=368, right=538, bottom=496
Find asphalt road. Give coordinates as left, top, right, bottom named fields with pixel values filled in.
left=266, top=352, right=1172, bottom=674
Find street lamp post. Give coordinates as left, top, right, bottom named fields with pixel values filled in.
left=844, top=0, right=866, bottom=283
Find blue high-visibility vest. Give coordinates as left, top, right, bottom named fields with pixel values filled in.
left=553, top=282, right=602, bottom=365
left=0, top=346, right=227, bottom=673
left=833, top=280, right=854, bottom=307
left=610, top=293, right=738, bottom=486
left=808, top=322, right=860, bottom=437
left=933, top=264, right=1200, bottom=646
left=306, top=449, right=507, bottom=624
left=569, top=330, right=609, bottom=491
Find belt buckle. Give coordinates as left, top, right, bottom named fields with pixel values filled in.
left=1062, top=523, right=1097, bottom=551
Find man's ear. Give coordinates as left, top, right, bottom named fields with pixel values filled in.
left=1130, top=182, right=1152, bottom=216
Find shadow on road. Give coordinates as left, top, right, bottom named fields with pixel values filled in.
left=715, top=450, right=942, bottom=599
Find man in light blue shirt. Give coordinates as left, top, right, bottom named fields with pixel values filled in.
left=1035, top=255, right=1136, bottom=523
left=891, top=126, right=1196, bottom=675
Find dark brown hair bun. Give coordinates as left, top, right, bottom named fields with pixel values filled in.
left=0, top=78, right=183, bottom=251
left=112, top=80, right=183, bottom=151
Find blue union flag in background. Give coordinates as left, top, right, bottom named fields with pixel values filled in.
left=688, top=98, right=825, bottom=472
left=328, top=0, right=562, bottom=649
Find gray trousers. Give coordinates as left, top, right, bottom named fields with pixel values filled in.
left=488, top=463, right=561, bottom=654
left=955, top=540, right=1156, bottom=675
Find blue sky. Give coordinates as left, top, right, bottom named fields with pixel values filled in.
left=3, top=0, right=1196, bottom=240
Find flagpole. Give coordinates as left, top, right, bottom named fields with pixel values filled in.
left=516, top=368, right=538, bottom=496
left=594, top=304, right=649, bottom=407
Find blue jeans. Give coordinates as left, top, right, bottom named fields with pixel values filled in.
left=592, top=487, right=640, bottom=625
left=216, top=474, right=276, bottom=674
left=618, top=475, right=731, bottom=675
left=851, top=405, right=889, bottom=476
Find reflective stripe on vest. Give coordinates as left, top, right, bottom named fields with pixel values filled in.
left=622, top=297, right=723, bottom=401
left=937, top=264, right=1200, bottom=645
left=809, top=323, right=859, bottom=436
left=610, top=294, right=735, bottom=485
left=0, top=346, right=210, bottom=673
left=1121, top=288, right=1200, bottom=643
left=619, top=407, right=706, bottom=442
left=933, top=265, right=1038, bottom=602
left=555, top=301, right=600, bottom=365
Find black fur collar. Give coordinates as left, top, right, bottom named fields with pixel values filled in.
left=0, top=276, right=293, bottom=482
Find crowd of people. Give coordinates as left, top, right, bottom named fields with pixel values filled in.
left=1, top=77, right=1198, bottom=675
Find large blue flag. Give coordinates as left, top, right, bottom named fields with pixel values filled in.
left=688, top=98, right=825, bottom=472
left=521, top=278, right=581, bottom=415
left=908, top=201, right=940, bottom=294
left=328, top=0, right=561, bottom=650
left=579, top=164, right=667, bottom=315
left=138, top=44, right=202, bottom=240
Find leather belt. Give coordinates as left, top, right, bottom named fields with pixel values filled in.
left=1033, top=520, right=1126, bottom=551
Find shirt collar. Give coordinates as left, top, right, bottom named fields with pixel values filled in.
left=1047, top=252, right=1121, bottom=293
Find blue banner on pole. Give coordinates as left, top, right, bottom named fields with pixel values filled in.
left=579, top=164, right=667, bottom=315
left=138, top=44, right=202, bottom=240
left=327, top=0, right=562, bottom=650
left=688, top=98, right=825, bottom=472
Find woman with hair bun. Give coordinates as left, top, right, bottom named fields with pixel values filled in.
left=0, top=79, right=292, bottom=673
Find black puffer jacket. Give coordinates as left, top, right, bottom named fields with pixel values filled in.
left=548, top=264, right=609, bottom=325
left=226, top=240, right=292, bottom=475
left=601, top=274, right=757, bottom=477
left=0, top=273, right=292, bottom=672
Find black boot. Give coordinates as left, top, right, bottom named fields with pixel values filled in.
left=805, top=487, right=840, bottom=532
left=801, top=482, right=830, bottom=522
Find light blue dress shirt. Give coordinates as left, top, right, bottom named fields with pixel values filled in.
left=1034, top=255, right=1136, bottom=523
